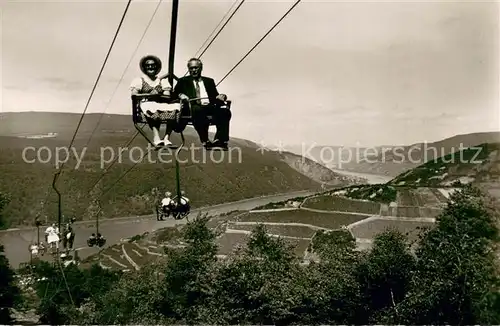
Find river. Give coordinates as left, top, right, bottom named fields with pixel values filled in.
left=330, top=168, right=393, bottom=184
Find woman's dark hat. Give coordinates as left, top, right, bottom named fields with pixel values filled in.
left=140, top=55, right=162, bottom=75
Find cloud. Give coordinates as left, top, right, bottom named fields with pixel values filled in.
left=2, top=0, right=498, bottom=148
left=326, top=106, right=383, bottom=120
left=40, top=77, right=91, bottom=92
left=2, top=85, right=23, bottom=91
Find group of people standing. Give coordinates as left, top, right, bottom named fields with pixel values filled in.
left=29, top=222, right=75, bottom=257
left=131, top=56, right=231, bottom=150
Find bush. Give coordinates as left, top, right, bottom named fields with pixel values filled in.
left=29, top=186, right=500, bottom=324
left=0, top=243, right=22, bottom=323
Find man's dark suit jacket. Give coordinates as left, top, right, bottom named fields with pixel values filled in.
left=173, top=76, right=220, bottom=104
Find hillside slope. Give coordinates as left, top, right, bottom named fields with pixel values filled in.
left=389, top=142, right=500, bottom=187
left=294, top=132, right=500, bottom=177
left=0, top=112, right=324, bottom=227
left=277, top=151, right=367, bottom=186
left=310, top=142, right=500, bottom=204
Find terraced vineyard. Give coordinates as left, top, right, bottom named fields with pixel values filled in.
left=341, top=184, right=398, bottom=203
left=80, top=208, right=369, bottom=270
left=350, top=219, right=434, bottom=242
left=430, top=188, right=450, bottom=202
left=78, top=184, right=453, bottom=272
left=217, top=232, right=250, bottom=255
left=396, top=188, right=446, bottom=206
left=80, top=241, right=168, bottom=271
left=302, top=195, right=380, bottom=214
left=226, top=223, right=317, bottom=238
left=416, top=187, right=447, bottom=206
left=213, top=231, right=311, bottom=258
left=386, top=206, right=443, bottom=218
left=236, top=210, right=369, bottom=229
left=252, top=197, right=307, bottom=210
left=388, top=188, right=447, bottom=217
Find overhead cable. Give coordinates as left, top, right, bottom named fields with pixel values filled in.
left=83, top=0, right=164, bottom=150
left=54, top=0, right=133, bottom=183
left=217, top=0, right=301, bottom=86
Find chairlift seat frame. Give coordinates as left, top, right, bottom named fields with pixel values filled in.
left=132, top=94, right=232, bottom=141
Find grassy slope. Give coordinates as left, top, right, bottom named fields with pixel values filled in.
left=0, top=112, right=323, bottom=227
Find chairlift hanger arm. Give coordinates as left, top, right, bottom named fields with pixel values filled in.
left=168, top=0, right=179, bottom=87
left=131, top=94, right=179, bottom=102
left=52, top=172, right=62, bottom=231
left=182, top=96, right=230, bottom=103
left=131, top=93, right=172, bottom=98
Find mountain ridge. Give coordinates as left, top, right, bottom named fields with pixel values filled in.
left=0, top=112, right=355, bottom=227
left=287, top=132, right=500, bottom=176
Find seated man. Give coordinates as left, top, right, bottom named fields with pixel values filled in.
left=176, top=190, right=190, bottom=214
left=87, top=233, right=96, bottom=246
left=96, top=233, right=106, bottom=247
left=131, top=55, right=181, bottom=147
left=63, top=223, right=75, bottom=250
left=173, top=58, right=231, bottom=150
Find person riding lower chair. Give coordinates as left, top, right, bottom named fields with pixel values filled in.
left=45, top=223, right=60, bottom=250
left=161, top=191, right=174, bottom=214
left=96, top=233, right=106, bottom=247
left=180, top=191, right=189, bottom=205
left=177, top=190, right=190, bottom=213
left=174, top=58, right=231, bottom=150
left=131, top=55, right=181, bottom=147
left=63, top=223, right=75, bottom=250
left=88, top=233, right=106, bottom=247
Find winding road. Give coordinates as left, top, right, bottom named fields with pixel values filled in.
left=0, top=190, right=318, bottom=268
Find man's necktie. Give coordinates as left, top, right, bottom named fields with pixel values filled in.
left=195, top=80, right=201, bottom=104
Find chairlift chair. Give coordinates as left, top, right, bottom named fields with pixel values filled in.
left=155, top=196, right=189, bottom=220
left=131, top=94, right=231, bottom=148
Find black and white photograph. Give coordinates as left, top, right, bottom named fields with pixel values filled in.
left=1, top=0, right=499, bottom=324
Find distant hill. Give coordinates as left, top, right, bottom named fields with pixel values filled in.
left=277, top=150, right=367, bottom=186
left=0, top=112, right=334, bottom=227
left=389, top=142, right=500, bottom=188
left=0, top=112, right=261, bottom=149
left=312, top=142, right=500, bottom=205
left=285, top=144, right=380, bottom=167
left=290, top=132, right=500, bottom=177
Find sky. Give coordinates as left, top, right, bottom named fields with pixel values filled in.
left=2, top=0, right=499, bottom=147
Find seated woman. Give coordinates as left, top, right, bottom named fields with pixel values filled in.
left=45, top=223, right=60, bottom=250
left=130, top=55, right=180, bottom=147
left=161, top=191, right=174, bottom=213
